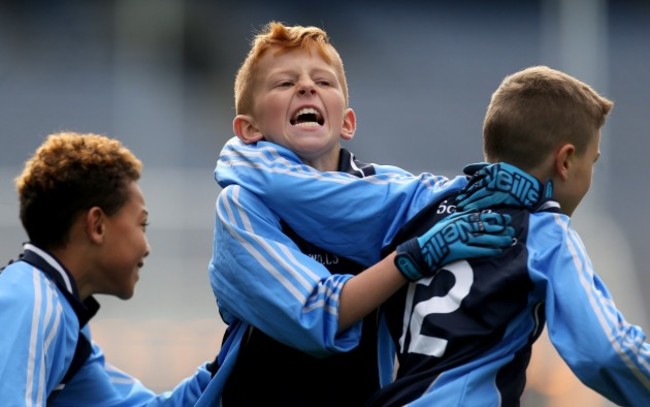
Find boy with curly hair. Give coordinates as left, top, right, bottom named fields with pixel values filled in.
left=0, top=132, right=215, bottom=405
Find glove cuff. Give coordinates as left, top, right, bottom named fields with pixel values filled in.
left=394, top=238, right=428, bottom=281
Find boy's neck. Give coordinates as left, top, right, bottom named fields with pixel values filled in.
left=300, top=148, right=341, bottom=171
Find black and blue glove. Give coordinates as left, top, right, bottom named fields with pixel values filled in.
left=394, top=211, right=514, bottom=281
left=455, top=162, right=553, bottom=212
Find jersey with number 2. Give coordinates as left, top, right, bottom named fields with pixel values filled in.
left=367, top=196, right=650, bottom=406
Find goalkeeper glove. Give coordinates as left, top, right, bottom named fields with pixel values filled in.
left=394, top=211, right=514, bottom=281
left=455, top=162, right=553, bottom=211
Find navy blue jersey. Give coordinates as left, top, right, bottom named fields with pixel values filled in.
left=367, top=198, right=546, bottom=406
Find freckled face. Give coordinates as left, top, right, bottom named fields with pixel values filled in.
left=251, top=47, right=353, bottom=167
left=98, top=182, right=150, bottom=299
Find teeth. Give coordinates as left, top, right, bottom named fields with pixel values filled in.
left=291, top=107, right=323, bottom=126
left=296, top=107, right=318, bottom=116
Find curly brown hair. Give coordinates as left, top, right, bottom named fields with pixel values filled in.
left=16, top=132, right=142, bottom=249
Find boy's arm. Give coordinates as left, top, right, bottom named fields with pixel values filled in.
left=217, top=137, right=467, bottom=264
left=52, top=339, right=213, bottom=406
left=532, top=215, right=650, bottom=406
left=211, top=184, right=364, bottom=356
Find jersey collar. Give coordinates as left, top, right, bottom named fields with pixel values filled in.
left=21, top=243, right=100, bottom=327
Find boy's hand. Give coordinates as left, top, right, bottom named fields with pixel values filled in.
left=394, top=211, right=514, bottom=281
left=455, top=162, right=553, bottom=211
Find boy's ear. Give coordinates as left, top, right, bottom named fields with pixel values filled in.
left=554, top=143, right=576, bottom=181
left=85, top=207, right=106, bottom=244
left=233, top=115, right=264, bottom=144
left=340, top=108, right=356, bottom=141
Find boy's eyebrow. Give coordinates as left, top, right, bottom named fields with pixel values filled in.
left=268, top=65, right=337, bottom=76
left=311, top=67, right=338, bottom=77
left=265, top=68, right=296, bottom=79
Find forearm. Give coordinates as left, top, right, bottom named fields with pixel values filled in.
left=145, top=364, right=213, bottom=406
left=338, top=252, right=406, bottom=331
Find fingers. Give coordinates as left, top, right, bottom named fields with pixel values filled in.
left=460, top=212, right=511, bottom=232
left=475, top=222, right=511, bottom=234
left=473, top=214, right=513, bottom=238
left=459, top=246, right=506, bottom=259
left=479, top=213, right=511, bottom=227
left=466, top=212, right=514, bottom=242
left=466, top=233, right=514, bottom=248
left=462, top=162, right=490, bottom=176
left=449, top=212, right=513, bottom=235
left=462, top=176, right=489, bottom=196
left=456, top=189, right=492, bottom=210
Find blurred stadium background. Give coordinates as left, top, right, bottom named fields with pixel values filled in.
left=1, top=1, right=648, bottom=405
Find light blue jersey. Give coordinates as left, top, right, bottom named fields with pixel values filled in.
left=0, top=244, right=211, bottom=406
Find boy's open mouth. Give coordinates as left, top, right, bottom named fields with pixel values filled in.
left=290, top=107, right=324, bottom=126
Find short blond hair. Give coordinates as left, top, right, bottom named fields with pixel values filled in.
left=234, top=21, right=349, bottom=115
left=16, top=132, right=142, bottom=249
left=483, top=66, right=613, bottom=169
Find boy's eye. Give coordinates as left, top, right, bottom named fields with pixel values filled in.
left=316, top=80, right=331, bottom=87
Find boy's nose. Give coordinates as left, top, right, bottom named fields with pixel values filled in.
left=297, top=81, right=316, bottom=95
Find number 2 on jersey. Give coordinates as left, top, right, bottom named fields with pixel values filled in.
left=399, top=261, right=473, bottom=356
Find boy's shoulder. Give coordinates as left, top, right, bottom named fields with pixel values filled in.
left=0, top=260, right=73, bottom=326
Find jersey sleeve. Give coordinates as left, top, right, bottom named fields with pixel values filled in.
left=0, top=263, right=211, bottom=407
left=216, top=137, right=468, bottom=265
left=0, top=264, right=75, bottom=406
left=210, top=184, right=362, bottom=357
left=528, top=213, right=650, bottom=406
left=51, top=337, right=212, bottom=406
